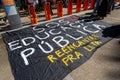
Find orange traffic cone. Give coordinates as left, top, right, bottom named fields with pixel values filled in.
left=90, top=0, right=95, bottom=9
left=44, top=2, right=52, bottom=20
left=28, top=5, right=38, bottom=24
left=57, top=1, right=63, bottom=17
left=76, top=0, right=82, bottom=12
left=68, top=0, right=72, bottom=14
left=84, top=0, right=89, bottom=10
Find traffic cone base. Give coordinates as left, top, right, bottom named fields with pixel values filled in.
left=28, top=5, right=38, bottom=24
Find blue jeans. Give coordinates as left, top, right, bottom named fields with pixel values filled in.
left=93, top=0, right=100, bottom=14
left=63, top=0, right=68, bottom=8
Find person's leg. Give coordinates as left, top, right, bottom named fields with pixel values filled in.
left=3, top=16, right=8, bottom=24
left=98, top=0, right=108, bottom=18
left=108, top=0, right=115, bottom=13
left=20, top=0, right=23, bottom=10
left=63, top=0, right=68, bottom=8
left=111, top=0, right=115, bottom=10
left=20, top=0, right=27, bottom=10
left=112, top=0, right=115, bottom=10
left=38, top=0, right=42, bottom=7
left=49, top=1, right=53, bottom=15
left=93, top=0, right=100, bottom=14
left=23, top=0, right=28, bottom=10
left=107, top=0, right=112, bottom=13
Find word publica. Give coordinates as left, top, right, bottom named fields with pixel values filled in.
left=7, top=20, right=105, bottom=66
left=47, top=35, right=102, bottom=66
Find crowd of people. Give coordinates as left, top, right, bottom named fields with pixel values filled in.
left=0, top=0, right=120, bottom=24
left=91, top=0, right=116, bottom=20
left=15, top=0, right=67, bottom=10
left=15, top=0, right=118, bottom=18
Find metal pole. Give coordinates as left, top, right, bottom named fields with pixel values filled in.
left=2, top=0, right=22, bottom=29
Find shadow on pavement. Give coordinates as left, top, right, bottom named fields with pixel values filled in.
left=102, top=25, right=120, bottom=38
left=107, top=70, right=120, bottom=80
left=78, top=15, right=104, bottom=21
left=101, top=40, right=120, bottom=80
left=102, top=50, right=120, bottom=63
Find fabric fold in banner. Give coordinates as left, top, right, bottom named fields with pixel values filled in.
left=2, top=15, right=112, bottom=80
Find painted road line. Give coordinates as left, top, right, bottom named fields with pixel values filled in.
left=65, top=74, right=74, bottom=80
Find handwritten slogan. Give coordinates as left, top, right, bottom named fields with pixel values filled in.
left=2, top=15, right=111, bottom=80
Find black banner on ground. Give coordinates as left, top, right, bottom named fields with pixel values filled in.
left=2, top=15, right=111, bottom=80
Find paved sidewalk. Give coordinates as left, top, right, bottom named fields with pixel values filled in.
left=64, top=9, right=120, bottom=80
left=0, top=8, right=120, bottom=80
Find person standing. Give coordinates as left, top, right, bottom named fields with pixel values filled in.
left=107, top=0, right=115, bottom=14
left=63, top=0, right=68, bottom=8
left=97, top=0, right=109, bottom=19
left=92, top=0, right=101, bottom=16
